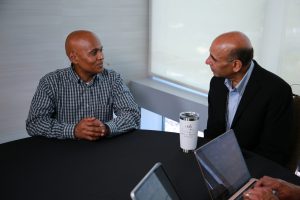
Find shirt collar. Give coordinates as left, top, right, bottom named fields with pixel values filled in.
left=224, top=60, right=255, bottom=93
left=68, top=64, right=103, bottom=85
left=69, top=64, right=81, bottom=83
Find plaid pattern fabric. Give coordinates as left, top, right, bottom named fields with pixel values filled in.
left=26, top=66, right=140, bottom=139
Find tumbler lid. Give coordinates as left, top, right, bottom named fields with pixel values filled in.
left=179, top=112, right=199, bottom=121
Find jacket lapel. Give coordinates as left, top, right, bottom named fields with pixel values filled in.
left=231, top=62, right=262, bottom=128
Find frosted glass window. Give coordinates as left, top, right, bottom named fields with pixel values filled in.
left=141, top=108, right=162, bottom=131
left=280, top=0, right=300, bottom=95
left=150, top=0, right=266, bottom=92
left=150, top=0, right=300, bottom=94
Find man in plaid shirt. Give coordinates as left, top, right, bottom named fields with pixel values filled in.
left=26, top=30, right=140, bottom=140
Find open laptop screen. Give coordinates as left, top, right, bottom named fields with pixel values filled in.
left=194, top=129, right=251, bottom=200
left=130, top=162, right=181, bottom=200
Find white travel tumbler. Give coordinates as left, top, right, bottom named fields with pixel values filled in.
left=179, top=112, right=199, bottom=153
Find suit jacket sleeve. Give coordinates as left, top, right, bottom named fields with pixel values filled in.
left=204, top=76, right=228, bottom=139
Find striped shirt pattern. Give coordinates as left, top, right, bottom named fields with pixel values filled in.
left=26, top=67, right=140, bottom=139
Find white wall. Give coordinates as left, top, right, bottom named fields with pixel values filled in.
left=0, top=0, right=149, bottom=142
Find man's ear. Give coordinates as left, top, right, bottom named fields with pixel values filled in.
left=232, top=60, right=243, bottom=73
left=69, top=51, right=78, bottom=64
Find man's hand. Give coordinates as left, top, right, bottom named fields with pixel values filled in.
left=253, top=176, right=300, bottom=200
left=74, top=117, right=109, bottom=140
left=243, top=187, right=278, bottom=200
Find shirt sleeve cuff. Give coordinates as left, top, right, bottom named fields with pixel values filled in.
left=105, top=121, right=118, bottom=136
left=63, top=124, right=76, bottom=139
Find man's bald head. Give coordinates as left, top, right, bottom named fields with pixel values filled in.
left=65, top=30, right=100, bottom=59
left=212, top=31, right=253, bottom=66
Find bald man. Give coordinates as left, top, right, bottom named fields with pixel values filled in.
left=204, top=31, right=293, bottom=165
left=26, top=30, right=140, bottom=140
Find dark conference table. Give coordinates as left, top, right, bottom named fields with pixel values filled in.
left=1, top=129, right=300, bottom=200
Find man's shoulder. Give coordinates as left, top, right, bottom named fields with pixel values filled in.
left=40, top=67, right=71, bottom=82
left=252, top=62, right=291, bottom=95
left=253, top=62, right=290, bottom=89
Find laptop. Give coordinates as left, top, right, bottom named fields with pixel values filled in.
left=130, top=162, right=181, bottom=200
left=194, top=129, right=257, bottom=200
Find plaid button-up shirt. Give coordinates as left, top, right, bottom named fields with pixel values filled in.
left=26, top=66, right=140, bottom=139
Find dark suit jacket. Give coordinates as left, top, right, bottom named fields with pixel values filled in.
left=204, top=60, right=293, bottom=165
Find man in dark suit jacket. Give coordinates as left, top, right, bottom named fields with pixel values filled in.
left=204, top=31, right=293, bottom=165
